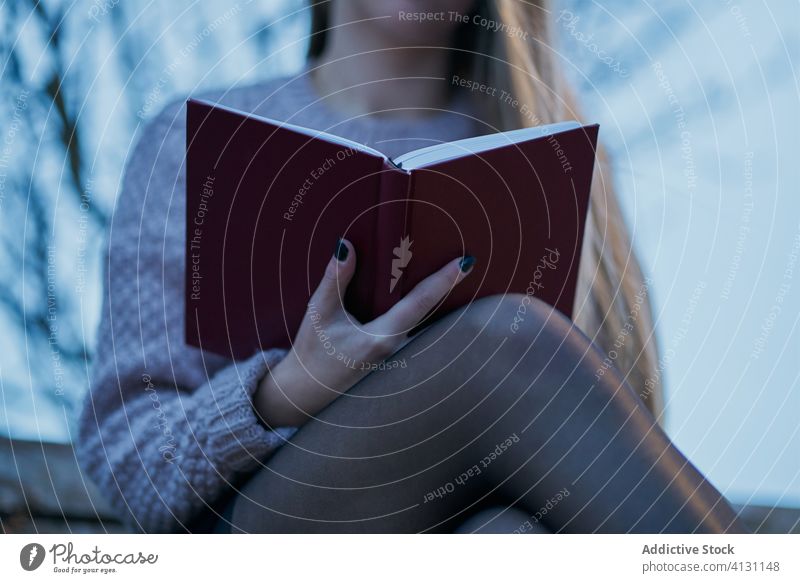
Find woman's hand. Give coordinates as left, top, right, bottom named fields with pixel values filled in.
left=254, top=238, right=475, bottom=427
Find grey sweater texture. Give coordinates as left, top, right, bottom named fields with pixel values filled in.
left=77, top=70, right=480, bottom=532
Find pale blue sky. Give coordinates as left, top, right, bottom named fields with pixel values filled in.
left=1, top=0, right=797, bottom=507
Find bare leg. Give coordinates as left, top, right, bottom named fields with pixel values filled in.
left=228, top=295, right=746, bottom=533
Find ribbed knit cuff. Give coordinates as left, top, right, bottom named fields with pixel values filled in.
left=198, top=347, right=297, bottom=474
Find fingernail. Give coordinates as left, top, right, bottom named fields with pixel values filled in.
left=459, top=255, right=475, bottom=273
left=334, top=238, right=349, bottom=262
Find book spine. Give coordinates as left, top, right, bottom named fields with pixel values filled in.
left=373, top=162, right=413, bottom=317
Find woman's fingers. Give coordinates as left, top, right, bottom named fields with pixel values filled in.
left=308, top=238, right=355, bottom=318
left=373, top=255, right=475, bottom=335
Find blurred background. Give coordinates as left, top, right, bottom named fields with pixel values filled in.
left=1, top=0, right=797, bottom=532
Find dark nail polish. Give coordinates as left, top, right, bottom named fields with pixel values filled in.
left=334, top=238, right=349, bottom=262
left=459, top=255, right=475, bottom=273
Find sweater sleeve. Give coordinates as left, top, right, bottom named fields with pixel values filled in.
left=76, top=98, right=296, bottom=532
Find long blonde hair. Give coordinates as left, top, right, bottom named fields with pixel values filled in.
left=308, top=0, right=663, bottom=417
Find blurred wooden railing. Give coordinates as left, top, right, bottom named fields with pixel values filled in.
left=1, top=437, right=797, bottom=534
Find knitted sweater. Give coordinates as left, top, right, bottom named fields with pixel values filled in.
left=77, top=70, right=480, bottom=532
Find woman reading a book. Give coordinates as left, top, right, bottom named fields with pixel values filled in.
left=78, top=0, right=747, bottom=533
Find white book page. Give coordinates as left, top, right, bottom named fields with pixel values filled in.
left=392, top=121, right=581, bottom=170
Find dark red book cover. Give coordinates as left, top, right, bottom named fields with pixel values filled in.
left=186, top=98, right=598, bottom=359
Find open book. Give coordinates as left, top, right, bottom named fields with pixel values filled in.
left=185, top=98, right=598, bottom=359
